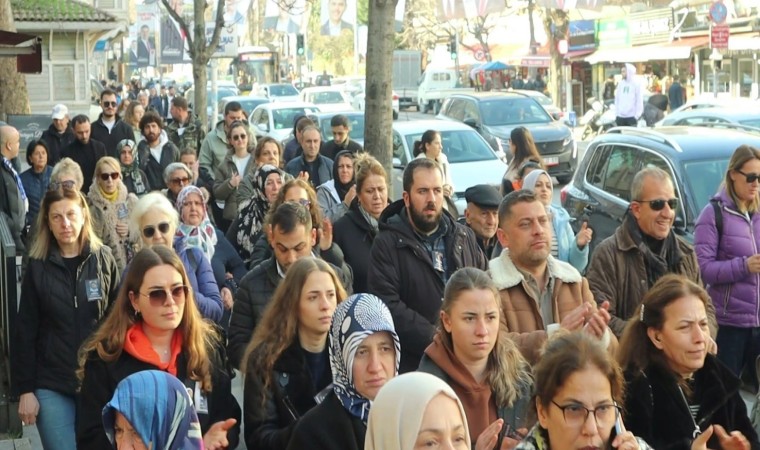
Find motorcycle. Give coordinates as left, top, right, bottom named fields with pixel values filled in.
left=580, top=97, right=604, bottom=140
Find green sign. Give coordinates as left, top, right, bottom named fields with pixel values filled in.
left=597, top=19, right=630, bottom=48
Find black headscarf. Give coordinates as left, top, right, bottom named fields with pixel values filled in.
left=333, top=150, right=355, bottom=202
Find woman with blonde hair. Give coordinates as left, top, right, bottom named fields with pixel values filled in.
left=123, top=101, right=145, bottom=143
left=50, top=157, right=84, bottom=192
left=419, top=267, right=532, bottom=450
left=77, top=246, right=240, bottom=450
left=13, top=185, right=119, bottom=450
left=88, top=156, right=137, bottom=272
left=242, top=257, right=347, bottom=450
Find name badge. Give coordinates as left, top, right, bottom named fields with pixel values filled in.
left=117, top=203, right=129, bottom=220
left=194, top=381, right=209, bottom=414
left=85, top=279, right=103, bottom=301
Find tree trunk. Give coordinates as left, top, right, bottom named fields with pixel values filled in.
left=0, top=0, right=31, bottom=121
left=544, top=9, right=567, bottom=105
left=364, top=0, right=397, bottom=196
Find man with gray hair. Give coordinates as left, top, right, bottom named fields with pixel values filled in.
left=585, top=166, right=717, bottom=338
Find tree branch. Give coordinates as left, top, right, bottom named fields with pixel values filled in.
left=202, top=0, right=226, bottom=61
left=159, top=0, right=194, bottom=53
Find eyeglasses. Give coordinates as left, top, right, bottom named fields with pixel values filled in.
left=736, top=169, right=760, bottom=184
left=48, top=180, right=76, bottom=191
left=138, top=285, right=188, bottom=306
left=634, top=198, right=679, bottom=211
left=99, top=172, right=120, bottom=181
left=551, top=401, right=621, bottom=428
left=230, top=134, right=247, bottom=141
left=142, top=222, right=171, bottom=238
left=170, top=177, right=190, bottom=186
left=292, top=198, right=311, bottom=207
left=102, top=101, right=117, bottom=108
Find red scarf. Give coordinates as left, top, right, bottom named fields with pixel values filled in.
left=123, top=323, right=184, bottom=376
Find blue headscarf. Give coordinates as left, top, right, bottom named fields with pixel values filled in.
left=102, top=370, right=203, bottom=450
left=329, top=293, right=400, bottom=424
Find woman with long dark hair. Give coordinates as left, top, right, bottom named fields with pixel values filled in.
left=501, top=127, right=544, bottom=195
left=413, top=129, right=454, bottom=197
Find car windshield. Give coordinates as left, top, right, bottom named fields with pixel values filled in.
left=311, top=91, right=345, bottom=104
left=269, top=85, right=298, bottom=96
left=404, top=129, right=496, bottom=163
left=272, top=108, right=318, bottom=130
left=682, top=158, right=729, bottom=214
left=739, top=119, right=760, bottom=128
left=531, top=95, right=552, bottom=106
left=319, top=116, right=365, bottom=141
left=480, top=98, right=552, bottom=126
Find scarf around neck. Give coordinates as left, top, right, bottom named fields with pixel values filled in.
left=123, top=323, right=184, bottom=376
left=175, top=185, right=217, bottom=261
left=329, top=293, right=400, bottom=424
left=623, top=212, right=683, bottom=288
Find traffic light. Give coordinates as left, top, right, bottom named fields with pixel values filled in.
left=449, top=37, right=457, bottom=60
left=296, top=34, right=305, bottom=56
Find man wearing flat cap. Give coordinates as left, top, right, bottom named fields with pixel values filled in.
left=463, top=184, right=502, bottom=259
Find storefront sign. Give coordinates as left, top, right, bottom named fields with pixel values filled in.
left=711, top=23, right=729, bottom=49
left=596, top=19, right=629, bottom=48
left=569, top=20, right=596, bottom=51
left=629, top=8, right=674, bottom=45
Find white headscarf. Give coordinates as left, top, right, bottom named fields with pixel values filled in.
left=364, top=372, right=471, bottom=450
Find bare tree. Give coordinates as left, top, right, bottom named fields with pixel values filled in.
left=462, top=15, right=497, bottom=62
left=543, top=8, right=568, bottom=105
left=364, top=0, right=398, bottom=194
left=160, top=0, right=225, bottom=130
left=0, top=0, right=31, bottom=120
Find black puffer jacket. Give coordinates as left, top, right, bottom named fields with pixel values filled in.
left=40, top=124, right=75, bottom=165
left=624, top=355, right=760, bottom=450
left=333, top=201, right=377, bottom=293
left=286, top=391, right=365, bottom=450
left=90, top=114, right=135, bottom=158
left=367, top=199, right=487, bottom=373
left=12, top=244, right=119, bottom=396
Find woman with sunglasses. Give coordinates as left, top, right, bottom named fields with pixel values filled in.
left=117, top=138, right=150, bottom=197
left=242, top=257, right=347, bottom=450
left=13, top=185, right=119, bottom=450
left=618, top=275, right=757, bottom=450
left=419, top=268, right=532, bottom=450
left=694, top=145, right=760, bottom=385
left=162, top=162, right=193, bottom=205
left=522, top=169, right=592, bottom=273
left=130, top=193, right=223, bottom=322
left=214, top=120, right=256, bottom=224
left=50, top=157, right=84, bottom=192
left=88, top=157, right=137, bottom=272
left=77, top=246, right=240, bottom=450
left=176, top=185, right=246, bottom=322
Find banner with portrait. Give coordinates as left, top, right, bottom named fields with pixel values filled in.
left=125, top=3, right=159, bottom=67
left=319, top=0, right=356, bottom=37
left=263, top=0, right=307, bottom=35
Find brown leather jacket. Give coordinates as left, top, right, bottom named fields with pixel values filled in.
left=489, top=250, right=616, bottom=364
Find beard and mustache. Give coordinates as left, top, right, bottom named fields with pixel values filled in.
left=409, top=201, right=442, bottom=234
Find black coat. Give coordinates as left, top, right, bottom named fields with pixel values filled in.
left=244, top=340, right=332, bottom=450
left=0, top=158, right=27, bottom=252
left=12, top=244, right=119, bottom=396
left=333, top=202, right=377, bottom=293
left=286, top=391, right=365, bottom=450
left=624, top=355, right=760, bottom=450
left=62, top=138, right=107, bottom=192
left=367, top=199, right=487, bottom=373
left=137, top=139, right=180, bottom=191
left=77, top=338, right=241, bottom=450
left=90, top=114, right=135, bottom=159
left=320, top=139, right=363, bottom=161
left=40, top=124, right=75, bottom=165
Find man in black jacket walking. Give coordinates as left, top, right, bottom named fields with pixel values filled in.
left=62, top=115, right=106, bottom=192
left=367, top=158, right=487, bottom=373
left=40, top=104, right=75, bottom=165
left=136, top=111, right=179, bottom=190
left=90, top=89, right=133, bottom=158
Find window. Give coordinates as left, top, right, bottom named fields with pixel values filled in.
left=601, top=146, right=639, bottom=201
left=462, top=100, right=479, bottom=123
left=445, top=99, right=466, bottom=122
left=585, top=145, right=612, bottom=188
left=392, top=131, right=408, bottom=166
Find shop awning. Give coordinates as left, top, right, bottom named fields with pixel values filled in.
left=565, top=49, right=595, bottom=60
left=728, top=32, right=760, bottom=51
left=585, top=35, right=709, bottom=64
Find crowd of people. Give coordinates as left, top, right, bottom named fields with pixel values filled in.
left=1, top=88, right=760, bottom=450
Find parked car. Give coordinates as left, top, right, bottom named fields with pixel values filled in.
left=249, top=101, right=320, bottom=142
left=437, top=92, right=577, bottom=183
left=351, top=89, right=400, bottom=120
left=655, top=106, right=760, bottom=128
left=391, top=120, right=507, bottom=215
left=308, top=111, right=366, bottom=147
left=416, top=68, right=474, bottom=114
left=511, top=89, right=563, bottom=120
left=299, top=87, right=354, bottom=113
left=667, top=95, right=759, bottom=116
left=255, top=83, right=300, bottom=102
left=560, top=124, right=760, bottom=254
left=184, top=85, right=239, bottom=128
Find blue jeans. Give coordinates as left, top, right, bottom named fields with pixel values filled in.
left=715, top=325, right=760, bottom=385
left=34, top=389, right=76, bottom=450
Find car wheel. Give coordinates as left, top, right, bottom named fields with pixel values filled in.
left=557, top=175, right=573, bottom=184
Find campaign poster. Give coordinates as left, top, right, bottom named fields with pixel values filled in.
left=263, top=0, right=307, bottom=35
left=319, top=0, right=356, bottom=37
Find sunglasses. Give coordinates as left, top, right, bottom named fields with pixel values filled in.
left=736, top=169, right=760, bottom=183
left=230, top=134, right=247, bottom=141
left=170, top=177, right=190, bottom=185
left=102, top=101, right=117, bottom=108
left=635, top=198, right=679, bottom=211
left=142, top=222, right=171, bottom=238
left=99, top=172, right=120, bottom=181
left=293, top=198, right=311, bottom=207
left=138, top=285, right=188, bottom=306
left=48, top=180, right=76, bottom=191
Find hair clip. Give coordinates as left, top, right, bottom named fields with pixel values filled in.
left=639, top=304, right=645, bottom=322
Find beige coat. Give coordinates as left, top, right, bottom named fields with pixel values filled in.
left=87, top=182, right=137, bottom=272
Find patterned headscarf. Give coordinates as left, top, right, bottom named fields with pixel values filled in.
left=235, top=164, right=284, bottom=261
left=329, top=293, right=400, bottom=424
left=117, top=138, right=146, bottom=193
left=175, top=185, right=217, bottom=261
left=102, top=370, right=203, bottom=450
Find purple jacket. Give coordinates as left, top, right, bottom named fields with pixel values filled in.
left=694, top=189, right=760, bottom=328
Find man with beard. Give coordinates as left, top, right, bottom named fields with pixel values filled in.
left=166, top=96, right=205, bottom=154
left=136, top=111, right=180, bottom=190
left=488, top=189, right=615, bottom=364
left=285, top=126, right=333, bottom=188
left=40, top=104, right=75, bottom=165
left=90, top=89, right=134, bottom=159
left=62, top=115, right=106, bottom=192
left=367, top=158, right=486, bottom=373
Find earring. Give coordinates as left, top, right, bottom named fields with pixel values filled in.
left=134, top=310, right=142, bottom=320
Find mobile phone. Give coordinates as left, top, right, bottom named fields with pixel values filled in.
left=605, top=417, right=623, bottom=450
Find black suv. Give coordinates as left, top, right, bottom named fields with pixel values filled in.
left=561, top=125, right=760, bottom=253
left=437, top=92, right=577, bottom=183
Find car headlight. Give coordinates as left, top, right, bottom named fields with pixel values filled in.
left=563, top=135, right=578, bottom=159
